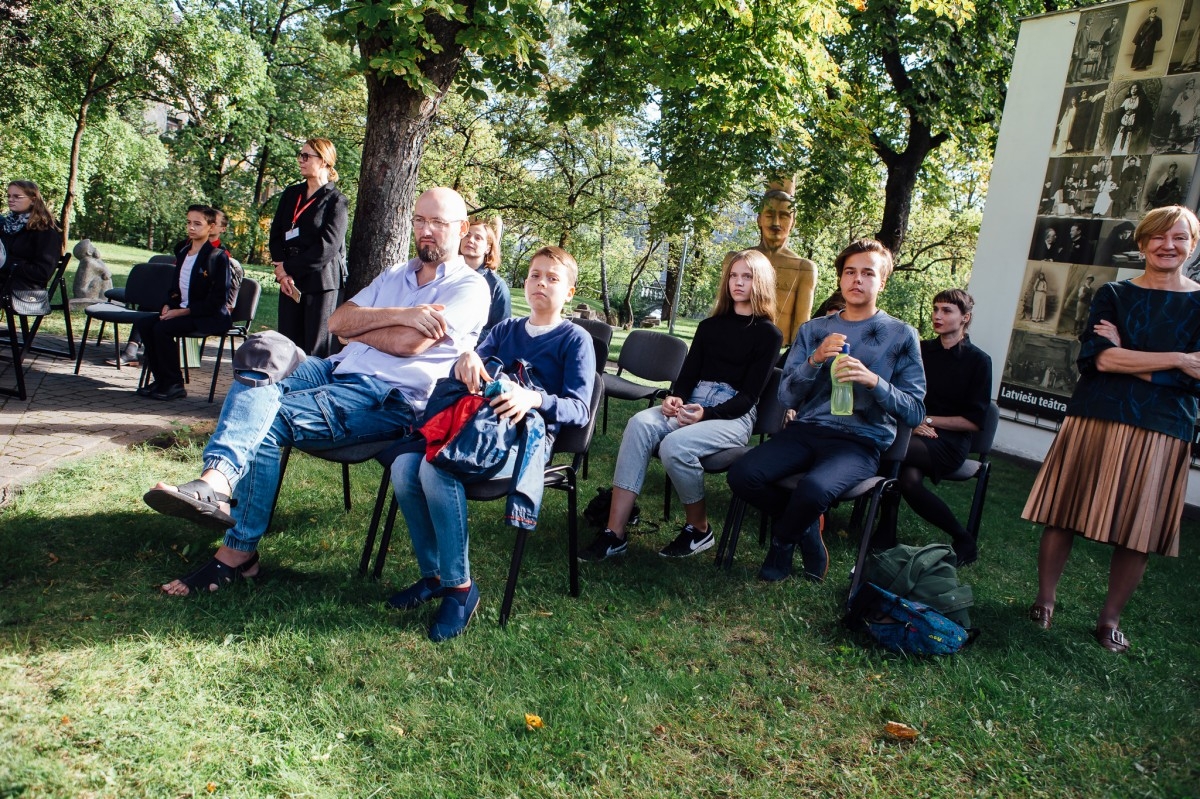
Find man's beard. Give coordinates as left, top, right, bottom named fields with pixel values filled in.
left=418, top=243, right=447, bottom=263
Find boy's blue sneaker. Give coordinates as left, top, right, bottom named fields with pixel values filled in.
left=757, top=538, right=795, bottom=582
left=429, top=582, right=480, bottom=643
left=387, top=577, right=441, bottom=611
left=579, top=529, right=628, bottom=562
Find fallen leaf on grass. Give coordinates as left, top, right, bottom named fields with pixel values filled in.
left=60, top=716, right=70, bottom=725
left=388, top=725, right=405, bottom=736
left=46, top=552, right=60, bottom=566
left=883, top=721, right=919, bottom=741
left=652, top=725, right=667, bottom=737
left=525, top=713, right=543, bottom=731
left=206, top=783, right=217, bottom=794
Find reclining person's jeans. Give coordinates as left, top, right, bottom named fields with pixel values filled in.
left=203, top=357, right=416, bottom=552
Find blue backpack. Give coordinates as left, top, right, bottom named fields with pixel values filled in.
left=855, top=582, right=969, bottom=656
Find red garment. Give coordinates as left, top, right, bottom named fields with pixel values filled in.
left=420, top=394, right=486, bottom=461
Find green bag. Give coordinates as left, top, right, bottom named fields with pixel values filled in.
left=863, top=543, right=973, bottom=629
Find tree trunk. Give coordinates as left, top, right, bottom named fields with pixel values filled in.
left=873, top=118, right=947, bottom=256
left=599, top=220, right=612, bottom=320
left=347, top=25, right=466, bottom=295
left=60, top=98, right=91, bottom=249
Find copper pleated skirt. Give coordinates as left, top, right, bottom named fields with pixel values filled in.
left=1022, top=416, right=1190, bottom=556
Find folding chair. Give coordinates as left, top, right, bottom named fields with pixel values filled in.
left=659, top=368, right=785, bottom=520
left=180, top=278, right=262, bottom=402
left=74, top=262, right=175, bottom=375
left=571, top=317, right=614, bottom=371
left=933, top=401, right=1000, bottom=542
left=601, top=329, right=688, bottom=434
left=713, top=426, right=914, bottom=606
left=0, top=253, right=73, bottom=399
left=366, top=374, right=606, bottom=627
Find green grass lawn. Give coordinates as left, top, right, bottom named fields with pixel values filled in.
left=1, top=392, right=1198, bottom=797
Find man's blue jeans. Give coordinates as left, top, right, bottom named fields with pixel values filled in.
left=202, top=357, right=416, bottom=552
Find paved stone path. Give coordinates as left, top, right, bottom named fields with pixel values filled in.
left=0, top=334, right=228, bottom=504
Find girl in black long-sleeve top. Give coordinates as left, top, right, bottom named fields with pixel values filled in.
left=268, top=137, right=349, bottom=357
left=0, top=180, right=62, bottom=293
left=134, top=205, right=231, bottom=401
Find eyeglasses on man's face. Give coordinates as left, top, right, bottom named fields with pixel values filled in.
left=297, top=151, right=321, bottom=163
left=411, top=216, right=463, bottom=232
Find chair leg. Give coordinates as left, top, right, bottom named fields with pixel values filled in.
left=966, top=463, right=991, bottom=541
left=602, top=394, right=609, bottom=434
left=267, top=446, right=292, bottom=530
left=847, top=482, right=890, bottom=609
left=96, top=320, right=107, bottom=346
left=499, top=529, right=530, bottom=627
left=373, top=496, right=400, bottom=580
left=181, top=338, right=190, bottom=384
left=208, top=335, right=229, bottom=403
left=715, top=497, right=747, bottom=570
left=567, top=468, right=580, bottom=598
left=74, top=317, right=94, bottom=374
left=1, top=307, right=28, bottom=400
left=360, top=467, right=392, bottom=577
left=342, top=462, right=352, bottom=511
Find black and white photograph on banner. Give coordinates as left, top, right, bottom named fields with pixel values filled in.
left=1094, top=218, right=1140, bottom=265
left=1069, top=6, right=1128, bottom=85
left=1109, top=155, right=1150, bottom=217
left=1141, top=153, right=1197, bottom=208
left=1101, top=79, right=1162, bottom=156
left=999, top=330, right=1082, bottom=418
left=1015, top=261, right=1068, bottom=331
left=1114, top=0, right=1184, bottom=81
left=1169, top=0, right=1200, bottom=73
left=1060, top=265, right=1119, bottom=337
left=1149, top=73, right=1200, bottom=150
left=1028, top=217, right=1103, bottom=263
left=1052, top=83, right=1111, bottom=155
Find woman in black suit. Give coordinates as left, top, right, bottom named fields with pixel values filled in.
left=0, top=180, right=62, bottom=293
left=134, top=205, right=231, bottom=401
left=268, top=137, right=349, bottom=356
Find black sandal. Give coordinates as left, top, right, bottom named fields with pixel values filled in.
left=168, top=552, right=261, bottom=595
left=144, top=479, right=237, bottom=530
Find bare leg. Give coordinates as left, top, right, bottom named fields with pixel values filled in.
left=1098, top=546, right=1149, bottom=630
left=1034, top=526, right=1075, bottom=610
left=605, top=487, right=639, bottom=539
left=683, top=499, right=708, bottom=532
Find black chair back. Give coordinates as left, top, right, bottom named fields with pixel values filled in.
left=571, top=317, right=613, bottom=369
left=231, top=278, right=262, bottom=328
left=752, top=368, right=786, bottom=437
left=970, top=401, right=1001, bottom=457
left=554, top=372, right=606, bottom=459
left=615, top=329, right=688, bottom=383
left=124, top=262, right=176, bottom=310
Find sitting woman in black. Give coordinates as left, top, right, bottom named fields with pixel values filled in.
left=134, top=205, right=231, bottom=401
left=0, top=180, right=62, bottom=293
left=877, top=288, right=992, bottom=566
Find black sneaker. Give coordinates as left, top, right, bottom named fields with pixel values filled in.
left=579, top=529, right=628, bottom=562
left=659, top=524, right=714, bottom=558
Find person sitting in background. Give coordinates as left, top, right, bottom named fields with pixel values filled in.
left=388, top=246, right=594, bottom=642
left=727, top=239, right=926, bottom=583
left=132, top=205, right=232, bottom=401
left=874, top=289, right=992, bottom=566
left=0, top=180, right=62, bottom=294
left=461, top=215, right=511, bottom=341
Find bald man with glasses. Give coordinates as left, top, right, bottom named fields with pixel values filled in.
left=147, top=187, right=490, bottom=597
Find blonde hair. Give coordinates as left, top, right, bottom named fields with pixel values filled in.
left=1135, top=205, right=1200, bottom=249
left=8, top=180, right=58, bottom=232
left=529, top=245, right=578, bottom=286
left=305, top=138, right=339, bottom=182
left=468, top=216, right=501, bottom=271
left=713, top=249, right=777, bottom=323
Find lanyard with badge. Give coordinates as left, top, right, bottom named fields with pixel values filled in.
left=284, top=192, right=319, bottom=241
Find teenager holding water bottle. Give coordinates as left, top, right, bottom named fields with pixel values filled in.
left=727, top=239, right=926, bottom=583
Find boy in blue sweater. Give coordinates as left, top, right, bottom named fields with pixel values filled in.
left=728, top=239, right=926, bottom=583
left=388, top=246, right=595, bottom=642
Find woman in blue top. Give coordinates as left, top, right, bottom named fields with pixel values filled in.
left=1024, top=205, right=1200, bottom=653
left=461, top=216, right=511, bottom=341
left=388, top=246, right=595, bottom=642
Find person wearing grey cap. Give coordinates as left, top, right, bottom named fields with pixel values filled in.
left=144, top=187, right=490, bottom=596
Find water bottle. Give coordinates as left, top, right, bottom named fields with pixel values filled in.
left=831, top=344, right=853, bottom=416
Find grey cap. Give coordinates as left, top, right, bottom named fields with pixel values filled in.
left=232, top=330, right=306, bottom=387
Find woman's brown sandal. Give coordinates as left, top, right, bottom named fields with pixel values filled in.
left=1027, top=603, right=1054, bottom=630
left=1092, top=626, right=1130, bottom=653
